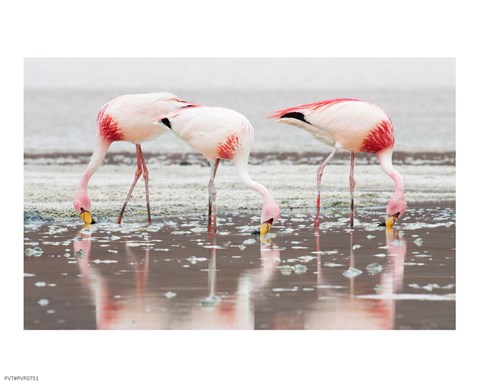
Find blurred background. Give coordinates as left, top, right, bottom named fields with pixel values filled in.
left=24, top=58, right=455, bottom=154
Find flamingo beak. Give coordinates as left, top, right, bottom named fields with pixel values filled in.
left=384, top=212, right=400, bottom=228
left=80, top=208, right=96, bottom=225
left=260, top=218, right=274, bottom=235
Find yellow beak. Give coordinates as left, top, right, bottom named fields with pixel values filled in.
left=385, top=215, right=398, bottom=228
left=80, top=208, right=95, bottom=225
left=259, top=219, right=273, bottom=235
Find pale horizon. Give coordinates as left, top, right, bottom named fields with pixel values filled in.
left=24, top=58, right=455, bottom=90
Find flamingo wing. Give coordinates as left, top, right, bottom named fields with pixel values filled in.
left=270, top=98, right=394, bottom=152
left=157, top=106, right=253, bottom=160
left=268, top=98, right=360, bottom=119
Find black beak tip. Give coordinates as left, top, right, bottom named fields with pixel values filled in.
left=251, top=229, right=261, bottom=235
left=378, top=222, right=386, bottom=227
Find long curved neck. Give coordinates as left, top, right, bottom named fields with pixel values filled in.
left=376, top=147, right=404, bottom=195
left=234, top=157, right=274, bottom=203
left=79, top=139, right=110, bottom=191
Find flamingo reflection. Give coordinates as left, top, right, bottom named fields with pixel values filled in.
left=73, top=226, right=281, bottom=330
left=186, top=232, right=280, bottom=329
left=74, top=226, right=153, bottom=329
left=307, top=227, right=407, bottom=330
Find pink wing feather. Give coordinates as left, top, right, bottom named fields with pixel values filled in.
left=268, top=98, right=361, bottom=119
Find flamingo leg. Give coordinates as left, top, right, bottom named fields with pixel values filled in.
left=202, top=232, right=220, bottom=307
left=349, top=231, right=355, bottom=298
left=117, top=144, right=144, bottom=224
left=349, top=152, right=356, bottom=227
left=136, top=145, right=152, bottom=225
left=208, top=159, right=220, bottom=234
left=314, top=147, right=339, bottom=228
left=315, top=226, right=323, bottom=299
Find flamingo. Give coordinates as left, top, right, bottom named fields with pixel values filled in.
left=155, top=105, right=281, bottom=235
left=73, top=92, right=192, bottom=225
left=269, top=98, right=406, bottom=227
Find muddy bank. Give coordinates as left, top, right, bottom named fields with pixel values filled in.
left=24, top=152, right=455, bottom=222
left=24, top=150, right=456, bottom=167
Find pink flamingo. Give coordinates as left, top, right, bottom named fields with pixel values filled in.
left=73, top=92, right=192, bottom=225
left=156, top=105, right=281, bottom=234
left=269, top=98, right=406, bottom=227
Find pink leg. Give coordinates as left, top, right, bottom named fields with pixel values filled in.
left=349, top=152, right=356, bottom=227
left=315, top=226, right=322, bottom=297
left=349, top=232, right=355, bottom=297
left=117, top=144, right=151, bottom=224
left=208, top=159, right=220, bottom=234
left=117, top=145, right=143, bottom=224
left=136, top=145, right=152, bottom=225
left=314, top=147, right=339, bottom=228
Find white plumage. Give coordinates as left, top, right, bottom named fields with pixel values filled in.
left=270, top=98, right=405, bottom=227
left=161, top=106, right=254, bottom=161
left=157, top=105, right=280, bottom=234
left=74, top=92, right=191, bottom=224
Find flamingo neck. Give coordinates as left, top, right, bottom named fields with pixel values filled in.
left=79, top=139, right=110, bottom=191
left=235, top=161, right=275, bottom=204
left=377, top=147, right=404, bottom=195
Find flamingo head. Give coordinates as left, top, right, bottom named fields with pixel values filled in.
left=259, top=201, right=281, bottom=235
left=74, top=191, right=96, bottom=224
left=385, top=192, right=407, bottom=227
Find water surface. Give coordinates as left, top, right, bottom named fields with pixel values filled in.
left=24, top=87, right=455, bottom=154
left=24, top=203, right=455, bottom=330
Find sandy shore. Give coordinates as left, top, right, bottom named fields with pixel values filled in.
left=24, top=151, right=455, bottom=221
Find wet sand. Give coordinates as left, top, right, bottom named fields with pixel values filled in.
left=24, top=203, right=455, bottom=330
left=24, top=151, right=455, bottom=220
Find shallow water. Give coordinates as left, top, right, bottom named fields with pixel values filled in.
left=24, top=87, right=455, bottom=154
left=24, top=203, right=455, bottom=330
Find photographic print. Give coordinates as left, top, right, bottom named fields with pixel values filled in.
left=24, top=58, right=455, bottom=330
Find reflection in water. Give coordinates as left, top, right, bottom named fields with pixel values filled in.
left=75, top=227, right=156, bottom=330
left=72, top=225, right=406, bottom=330
left=25, top=206, right=455, bottom=330
left=72, top=228, right=281, bottom=330
left=306, top=227, right=407, bottom=330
